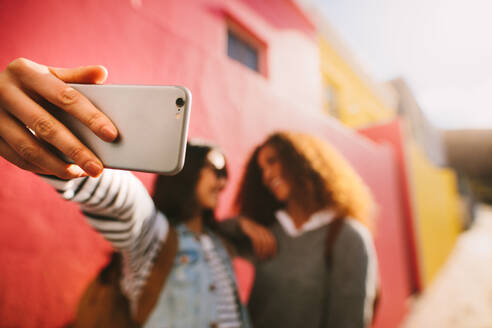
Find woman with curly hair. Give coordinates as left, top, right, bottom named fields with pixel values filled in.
left=231, top=131, right=379, bottom=328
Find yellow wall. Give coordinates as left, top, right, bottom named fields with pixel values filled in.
left=409, top=142, right=462, bottom=286
left=318, top=35, right=463, bottom=287
left=319, top=37, right=395, bottom=127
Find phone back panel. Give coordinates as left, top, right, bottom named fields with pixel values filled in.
left=46, top=84, right=191, bottom=175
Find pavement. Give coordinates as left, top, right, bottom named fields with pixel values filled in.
left=402, top=204, right=492, bottom=328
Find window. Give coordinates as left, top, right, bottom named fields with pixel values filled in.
left=227, top=29, right=259, bottom=72
left=226, top=19, right=266, bottom=76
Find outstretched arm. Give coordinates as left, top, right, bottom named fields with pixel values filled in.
left=42, top=170, right=169, bottom=313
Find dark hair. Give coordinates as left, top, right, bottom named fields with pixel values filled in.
left=152, top=141, right=227, bottom=229
left=234, top=132, right=374, bottom=229
left=234, top=133, right=322, bottom=226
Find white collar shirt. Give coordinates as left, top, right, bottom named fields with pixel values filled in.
left=275, top=208, right=336, bottom=237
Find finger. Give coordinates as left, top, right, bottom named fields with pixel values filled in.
left=253, top=240, right=266, bottom=260
left=246, top=227, right=263, bottom=257
left=0, top=138, right=80, bottom=177
left=0, top=137, right=45, bottom=173
left=239, top=219, right=253, bottom=238
left=245, top=221, right=269, bottom=259
left=257, top=228, right=276, bottom=259
left=0, top=90, right=103, bottom=177
left=7, top=59, right=117, bottom=142
left=49, top=65, right=108, bottom=84
left=0, top=110, right=87, bottom=179
left=240, top=219, right=268, bottom=258
left=255, top=230, right=269, bottom=259
left=6, top=58, right=117, bottom=142
left=6, top=58, right=108, bottom=85
left=0, top=139, right=84, bottom=179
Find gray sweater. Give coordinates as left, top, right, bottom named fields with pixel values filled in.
left=220, top=217, right=378, bottom=328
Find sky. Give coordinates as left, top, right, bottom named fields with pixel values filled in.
left=305, top=0, right=492, bottom=129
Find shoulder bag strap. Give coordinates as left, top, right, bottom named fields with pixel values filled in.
left=133, top=226, right=179, bottom=325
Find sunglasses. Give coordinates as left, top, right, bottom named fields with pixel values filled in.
left=206, top=149, right=228, bottom=178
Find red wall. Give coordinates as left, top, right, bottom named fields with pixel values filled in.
left=0, top=1, right=411, bottom=327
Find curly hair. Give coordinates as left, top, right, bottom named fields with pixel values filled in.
left=234, top=131, right=374, bottom=229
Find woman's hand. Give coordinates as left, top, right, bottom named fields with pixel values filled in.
left=0, top=58, right=118, bottom=179
left=239, top=216, right=277, bottom=260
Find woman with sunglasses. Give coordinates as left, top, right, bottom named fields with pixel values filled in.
left=45, top=141, right=250, bottom=327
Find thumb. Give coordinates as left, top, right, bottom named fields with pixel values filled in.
left=48, top=65, right=108, bottom=84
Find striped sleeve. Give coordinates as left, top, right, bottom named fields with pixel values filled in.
left=41, top=170, right=169, bottom=313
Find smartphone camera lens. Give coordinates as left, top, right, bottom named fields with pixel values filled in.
left=176, top=98, right=185, bottom=107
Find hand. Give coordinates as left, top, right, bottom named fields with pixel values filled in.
left=239, top=216, right=277, bottom=260
left=0, top=58, right=118, bottom=179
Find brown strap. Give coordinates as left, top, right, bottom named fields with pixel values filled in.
left=71, top=228, right=179, bottom=328
left=71, top=253, right=136, bottom=328
left=133, top=226, right=179, bottom=325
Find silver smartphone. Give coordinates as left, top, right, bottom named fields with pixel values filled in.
left=44, top=84, right=191, bottom=175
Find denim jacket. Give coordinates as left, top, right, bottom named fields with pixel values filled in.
left=144, top=224, right=251, bottom=328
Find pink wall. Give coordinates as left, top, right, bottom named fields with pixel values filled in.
left=0, top=1, right=410, bottom=327
left=359, top=120, right=422, bottom=293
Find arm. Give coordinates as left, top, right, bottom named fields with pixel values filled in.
left=42, top=170, right=169, bottom=312
left=216, top=217, right=277, bottom=260
left=324, top=222, right=378, bottom=328
left=216, top=218, right=254, bottom=258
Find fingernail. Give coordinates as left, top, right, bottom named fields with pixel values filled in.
left=95, top=66, right=108, bottom=84
left=84, top=161, right=103, bottom=177
left=102, top=126, right=118, bottom=141
left=67, top=164, right=86, bottom=177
